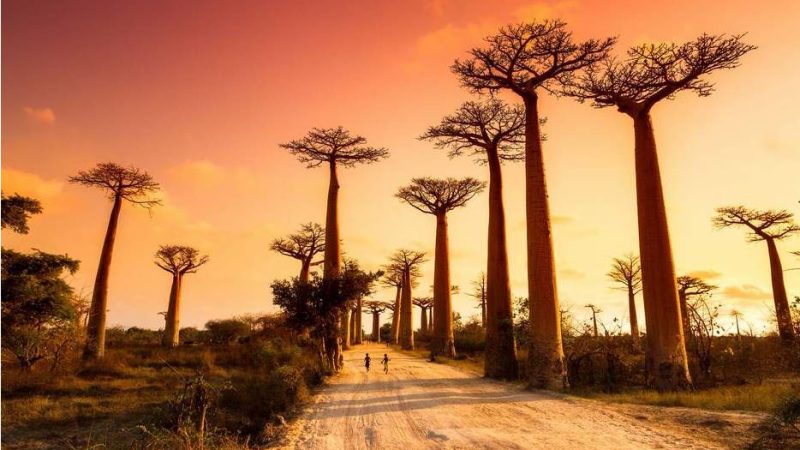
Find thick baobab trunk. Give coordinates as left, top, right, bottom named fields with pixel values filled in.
left=420, top=308, right=428, bottom=335
left=484, top=148, right=518, bottom=379
left=372, top=311, right=381, bottom=342
left=341, top=307, right=352, bottom=350
left=632, top=112, right=691, bottom=390
left=628, top=286, right=640, bottom=344
left=83, top=194, right=122, bottom=359
left=431, top=213, right=456, bottom=357
left=355, top=300, right=363, bottom=344
left=391, top=285, right=401, bottom=344
left=400, top=270, right=415, bottom=350
left=765, top=237, right=795, bottom=342
left=324, top=161, right=343, bottom=368
left=481, top=298, right=486, bottom=330
left=523, top=94, right=565, bottom=388
left=299, top=259, right=311, bottom=283
left=162, top=274, right=183, bottom=347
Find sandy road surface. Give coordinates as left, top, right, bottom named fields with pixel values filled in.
left=281, top=343, right=757, bottom=449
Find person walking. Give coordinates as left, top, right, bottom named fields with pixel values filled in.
left=364, top=353, right=371, bottom=372
left=382, top=354, right=390, bottom=374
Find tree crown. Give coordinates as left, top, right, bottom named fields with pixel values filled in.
left=363, top=300, right=389, bottom=313
left=388, top=249, right=427, bottom=273
left=1, top=193, right=43, bottom=234
left=412, top=296, right=434, bottom=308
left=420, top=99, right=525, bottom=162
left=155, top=245, right=209, bottom=275
left=713, top=206, right=800, bottom=241
left=676, top=275, right=717, bottom=296
left=69, top=162, right=161, bottom=208
left=452, top=20, right=615, bottom=97
left=280, top=126, right=389, bottom=168
left=607, top=253, right=642, bottom=293
left=569, top=34, right=755, bottom=115
left=396, top=177, right=485, bottom=215
left=270, top=222, right=325, bottom=261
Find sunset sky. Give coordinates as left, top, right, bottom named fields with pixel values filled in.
left=3, top=0, right=799, bottom=335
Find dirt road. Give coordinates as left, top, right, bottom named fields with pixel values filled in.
left=281, top=343, right=758, bottom=449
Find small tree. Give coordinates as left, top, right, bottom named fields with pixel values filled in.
left=388, top=249, right=427, bottom=350
left=676, top=275, right=717, bottom=339
left=453, top=20, right=614, bottom=388
left=413, top=297, right=434, bottom=335
left=421, top=99, right=522, bottom=379
left=607, top=254, right=642, bottom=344
left=396, top=177, right=485, bottom=357
left=468, top=272, right=488, bottom=330
left=270, top=223, right=325, bottom=282
left=1, top=193, right=42, bottom=234
left=155, top=245, right=209, bottom=347
left=584, top=304, right=602, bottom=338
left=70, top=163, right=160, bottom=359
left=570, top=35, right=755, bottom=390
left=714, top=206, right=799, bottom=342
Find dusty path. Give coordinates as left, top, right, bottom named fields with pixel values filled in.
left=281, top=343, right=757, bottom=449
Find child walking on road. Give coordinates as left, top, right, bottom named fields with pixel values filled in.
left=364, top=353, right=371, bottom=372
left=382, top=354, right=390, bottom=374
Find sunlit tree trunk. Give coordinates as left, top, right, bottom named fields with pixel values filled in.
left=485, top=147, right=518, bottom=379
left=420, top=308, right=428, bottom=335
left=324, top=161, right=343, bottom=369
left=391, top=285, right=401, bottom=344
left=299, top=258, right=311, bottom=283
left=400, top=270, right=415, bottom=350
left=628, top=286, right=640, bottom=345
left=632, top=111, right=691, bottom=390
left=372, top=311, right=381, bottom=342
left=765, top=237, right=795, bottom=342
left=341, top=306, right=352, bottom=350
left=431, top=213, right=456, bottom=357
left=162, top=274, right=183, bottom=347
left=678, top=288, right=691, bottom=339
left=355, top=300, right=363, bottom=344
left=523, top=94, right=565, bottom=388
left=83, top=194, right=122, bottom=360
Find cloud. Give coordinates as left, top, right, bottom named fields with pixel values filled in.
left=721, top=284, right=772, bottom=300
left=559, top=268, right=585, bottom=279
left=686, top=270, right=722, bottom=280
left=1, top=168, right=64, bottom=203
left=23, top=107, right=55, bottom=124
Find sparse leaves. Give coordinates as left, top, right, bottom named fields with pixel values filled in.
left=607, top=253, right=642, bottom=294
left=270, top=223, right=325, bottom=262
left=69, top=162, right=161, bottom=208
left=677, top=275, right=717, bottom=297
left=155, top=245, right=209, bottom=275
left=280, top=127, right=389, bottom=168
left=395, top=177, right=485, bottom=215
left=713, top=206, right=800, bottom=241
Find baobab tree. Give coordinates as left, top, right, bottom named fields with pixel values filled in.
left=676, top=276, right=717, bottom=339
left=714, top=206, right=799, bottom=342
left=585, top=304, right=602, bottom=338
left=453, top=20, right=614, bottom=387
left=363, top=301, right=388, bottom=342
left=396, top=177, right=485, bottom=357
left=155, top=245, right=209, bottom=347
left=69, top=163, right=160, bottom=359
left=570, top=35, right=755, bottom=390
left=388, top=249, right=427, bottom=350
left=281, top=127, right=388, bottom=364
left=607, top=254, right=643, bottom=344
left=413, top=297, right=434, bottom=335
left=421, top=99, right=523, bottom=379
left=469, top=272, right=487, bottom=329
left=270, top=222, right=325, bottom=282
left=730, top=310, right=743, bottom=339
left=382, top=264, right=405, bottom=344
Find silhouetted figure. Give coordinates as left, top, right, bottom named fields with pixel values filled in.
left=364, top=353, right=371, bottom=372
left=382, top=354, right=390, bottom=374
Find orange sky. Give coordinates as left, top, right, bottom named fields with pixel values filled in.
left=3, top=0, right=799, bottom=335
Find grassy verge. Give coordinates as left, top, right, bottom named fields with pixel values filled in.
left=572, top=382, right=799, bottom=413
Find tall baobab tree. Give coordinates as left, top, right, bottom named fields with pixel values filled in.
left=585, top=304, right=602, bottom=338
left=389, top=249, right=427, bottom=350
left=676, top=276, right=717, bottom=339
left=363, top=301, right=389, bottom=342
left=70, top=163, right=160, bottom=359
left=468, top=272, right=487, bottom=329
left=570, top=35, right=755, bottom=390
left=396, top=177, right=485, bottom=357
left=714, top=206, right=799, bottom=342
left=270, top=222, right=325, bottom=282
left=421, top=99, right=523, bottom=379
left=730, top=310, right=743, bottom=339
left=413, top=297, right=434, bottom=335
left=607, top=254, right=643, bottom=343
left=155, top=245, right=209, bottom=347
left=281, top=127, right=388, bottom=365
left=382, top=264, right=405, bottom=344
left=453, top=20, right=614, bottom=387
